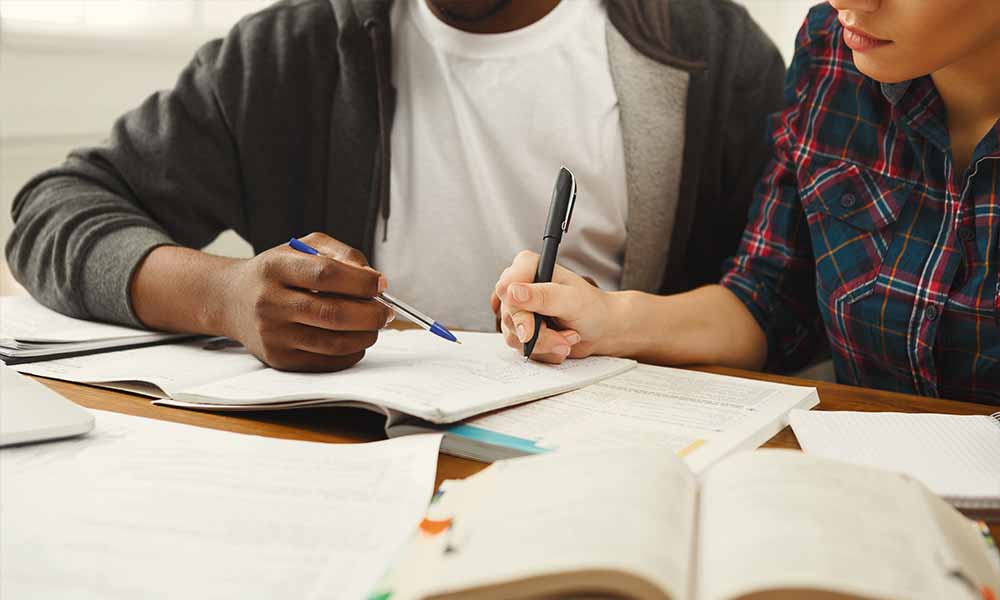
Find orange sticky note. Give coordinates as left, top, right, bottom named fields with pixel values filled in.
left=419, top=518, right=452, bottom=536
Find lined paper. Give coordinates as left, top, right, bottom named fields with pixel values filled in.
left=790, top=410, right=1000, bottom=507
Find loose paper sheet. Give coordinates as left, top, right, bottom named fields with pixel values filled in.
left=790, top=410, right=1000, bottom=502
left=1, top=410, right=442, bottom=600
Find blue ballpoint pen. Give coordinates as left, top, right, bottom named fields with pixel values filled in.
left=287, top=237, right=460, bottom=344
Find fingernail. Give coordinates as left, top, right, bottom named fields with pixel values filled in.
left=516, top=322, right=527, bottom=341
left=565, top=332, right=581, bottom=345
left=553, top=345, right=571, bottom=357
left=511, top=284, right=529, bottom=302
left=386, top=310, right=395, bottom=325
left=378, top=275, right=388, bottom=293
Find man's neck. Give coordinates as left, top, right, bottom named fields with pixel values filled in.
left=425, top=0, right=561, bottom=34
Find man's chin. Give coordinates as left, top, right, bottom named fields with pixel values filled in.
left=429, top=0, right=512, bottom=22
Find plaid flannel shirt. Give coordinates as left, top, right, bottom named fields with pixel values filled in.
left=720, top=5, right=1000, bottom=405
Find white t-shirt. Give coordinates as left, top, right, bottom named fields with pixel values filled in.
left=374, top=0, right=628, bottom=332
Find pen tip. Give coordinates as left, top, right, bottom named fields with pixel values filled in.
left=455, top=340, right=462, bottom=344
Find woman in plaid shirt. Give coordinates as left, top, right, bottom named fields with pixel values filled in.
left=493, top=0, right=1000, bottom=404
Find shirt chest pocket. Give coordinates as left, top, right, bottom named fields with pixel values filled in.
left=798, top=160, right=914, bottom=304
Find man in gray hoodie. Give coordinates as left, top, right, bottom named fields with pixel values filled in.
left=6, top=0, right=785, bottom=371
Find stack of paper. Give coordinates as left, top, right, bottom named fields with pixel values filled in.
left=0, top=296, right=191, bottom=364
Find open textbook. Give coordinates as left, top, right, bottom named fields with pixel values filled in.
left=372, top=448, right=1000, bottom=600
left=13, top=331, right=634, bottom=424
left=393, top=365, right=819, bottom=472
left=1, top=410, right=442, bottom=600
left=0, top=296, right=191, bottom=363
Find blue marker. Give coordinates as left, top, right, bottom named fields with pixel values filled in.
left=288, top=238, right=460, bottom=344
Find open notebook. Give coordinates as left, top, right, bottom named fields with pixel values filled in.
left=12, top=331, right=634, bottom=424
left=371, top=448, right=1000, bottom=600
left=790, top=410, right=1000, bottom=518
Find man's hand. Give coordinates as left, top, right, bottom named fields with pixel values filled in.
left=131, top=232, right=392, bottom=373
left=492, top=250, right=615, bottom=364
left=218, top=233, right=392, bottom=371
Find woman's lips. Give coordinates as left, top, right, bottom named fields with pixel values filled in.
left=841, top=24, right=891, bottom=52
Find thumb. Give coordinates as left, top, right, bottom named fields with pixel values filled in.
left=506, top=282, right=582, bottom=319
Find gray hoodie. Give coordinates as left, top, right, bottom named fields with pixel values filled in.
left=6, top=0, right=785, bottom=328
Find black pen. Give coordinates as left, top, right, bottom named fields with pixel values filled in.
left=523, top=166, right=577, bottom=358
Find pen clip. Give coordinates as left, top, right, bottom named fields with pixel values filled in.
left=560, top=167, right=577, bottom=233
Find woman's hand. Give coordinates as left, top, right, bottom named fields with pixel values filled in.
left=490, top=252, right=769, bottom=369
left=491, top=251, right=620, bottom=364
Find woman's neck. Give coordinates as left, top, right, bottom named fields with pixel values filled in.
left=931, top=38, right=1000, bottom=174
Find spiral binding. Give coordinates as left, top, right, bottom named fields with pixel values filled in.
left=950, top=412, right=1000, bottom=512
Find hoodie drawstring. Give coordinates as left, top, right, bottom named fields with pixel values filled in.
left=365, top=18, right=391, bottom=242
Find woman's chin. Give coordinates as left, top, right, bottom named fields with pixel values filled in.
left=851, top=53, right=921, bottom=85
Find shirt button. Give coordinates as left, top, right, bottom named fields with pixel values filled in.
left=925, top=304, right=939, bottom=321
left=958, top=226, right=975, bottom=241
left=840, top=193, right=857, bottom=209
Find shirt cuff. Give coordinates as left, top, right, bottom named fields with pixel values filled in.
left=80, top=226, right=175, bottom=328
left=719, top=269, right=774, bottom=342
left=720, top=267, right=825, bottom=374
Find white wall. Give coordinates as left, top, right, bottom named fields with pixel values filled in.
left=735, top=0, right=817, bottom=65
left=1, top=35, right=222, bottom=244
left=0, top=16, right=260, bottom=259
left=0, top=0, right=819, bottom=259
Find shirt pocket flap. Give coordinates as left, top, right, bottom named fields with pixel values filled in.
left=799, top=160, right=914, bottom=231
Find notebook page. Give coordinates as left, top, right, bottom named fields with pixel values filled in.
left=456, top=365, right=819, bottom=472
left=697, top=451, right=972, bottom=600
left=1, top=410, right=442, bottom=600
left=790, top=411, right=1000, bottom=503
left=14, top=339, right=264, bottom=397
left=386, top=447, right=697, bottom=600
left=172, top=331, right=635, bottom=423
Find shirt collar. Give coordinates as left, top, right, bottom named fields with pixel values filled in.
left=880, top=80, right=912, bottom=106
left=881, top=77, right=1000, bottom=159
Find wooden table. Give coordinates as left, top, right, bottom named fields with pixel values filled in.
left=29, top=366, right=999, bottom=537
